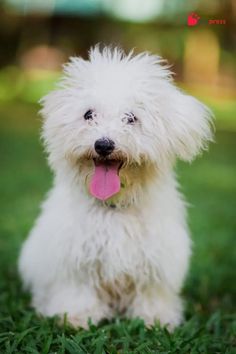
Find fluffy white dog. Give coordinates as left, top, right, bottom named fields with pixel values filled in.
left=19, top=46, right=212, bottom=330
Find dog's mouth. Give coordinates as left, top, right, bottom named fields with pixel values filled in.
left=89, top=158, right=123, bottom=201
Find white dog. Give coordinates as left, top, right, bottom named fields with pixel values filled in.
left=19, top=46, right=212, bottom=330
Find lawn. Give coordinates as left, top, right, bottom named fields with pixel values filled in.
left=0, top=101, right=235, bottom=353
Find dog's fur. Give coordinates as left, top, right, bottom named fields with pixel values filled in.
left=19, top=46, right=213, bottom=330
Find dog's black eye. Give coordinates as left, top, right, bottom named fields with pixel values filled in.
left=123, top=112, right=137, bottom=124
left=84, top=110, right=94, bottom=120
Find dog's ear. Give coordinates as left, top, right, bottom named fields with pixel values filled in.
left=165, top=89, right=214, bottom=162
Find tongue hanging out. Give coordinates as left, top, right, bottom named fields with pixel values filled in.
left=89, top=160, right=121, bottom=200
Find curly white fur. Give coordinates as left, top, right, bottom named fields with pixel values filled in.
left=19, top=46, right=213, bottom=330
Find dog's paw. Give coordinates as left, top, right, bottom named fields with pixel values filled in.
left=60, top=314, right=92, bottom=329
left=129, top=309, right=182, bottom=332
left=145, top=312, right=182, bottom=332
left=58, top=306, right=112, bottom=329
left=127, top=290, right=183, bottom=331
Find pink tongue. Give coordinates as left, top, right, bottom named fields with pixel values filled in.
left=89, top=161, right=120, bottom=200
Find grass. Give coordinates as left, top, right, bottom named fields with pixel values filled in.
left=0, top=101, right=235, bottom=353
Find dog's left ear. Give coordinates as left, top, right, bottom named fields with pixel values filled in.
left=165, top=89, right=214, bottom=161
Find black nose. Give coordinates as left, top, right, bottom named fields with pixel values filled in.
left=94, top=138, right=115, bottom=157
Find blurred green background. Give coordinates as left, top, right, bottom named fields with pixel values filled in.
left=0, top=0, right=235, bottom=352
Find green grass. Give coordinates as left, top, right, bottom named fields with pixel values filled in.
left=0, top=101, right=235, bottom=353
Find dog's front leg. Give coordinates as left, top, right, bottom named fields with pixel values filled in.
left=126, top=283, right=183, bottom=331
left=34, top=282, right=112, bottom=329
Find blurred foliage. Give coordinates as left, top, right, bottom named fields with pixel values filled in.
left=0, top=66, right=59, bottom=103
left=0, top=0, right=235, bottom=117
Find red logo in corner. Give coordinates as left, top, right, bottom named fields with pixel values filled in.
left=187, top=13, right=200, bottom=26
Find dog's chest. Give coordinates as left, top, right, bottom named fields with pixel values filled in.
left=75, top=206, right=161, bottom=291
left=81, top=213, right=146, bottom=273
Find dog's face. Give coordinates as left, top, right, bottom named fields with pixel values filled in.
left=41, top=46, right=213, bottom=203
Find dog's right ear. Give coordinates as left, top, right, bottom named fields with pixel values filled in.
left=164, top=89, right=214, bottom=162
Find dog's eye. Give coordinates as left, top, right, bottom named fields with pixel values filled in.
left=123, top=113, right=137, bottom=124
left=84, top=110, right=94, bottom=121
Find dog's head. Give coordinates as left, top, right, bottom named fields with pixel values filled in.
left=41, top=46, right=213, bottom=204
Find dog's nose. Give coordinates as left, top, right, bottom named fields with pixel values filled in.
left=94, top=138, right=115, bottom=157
